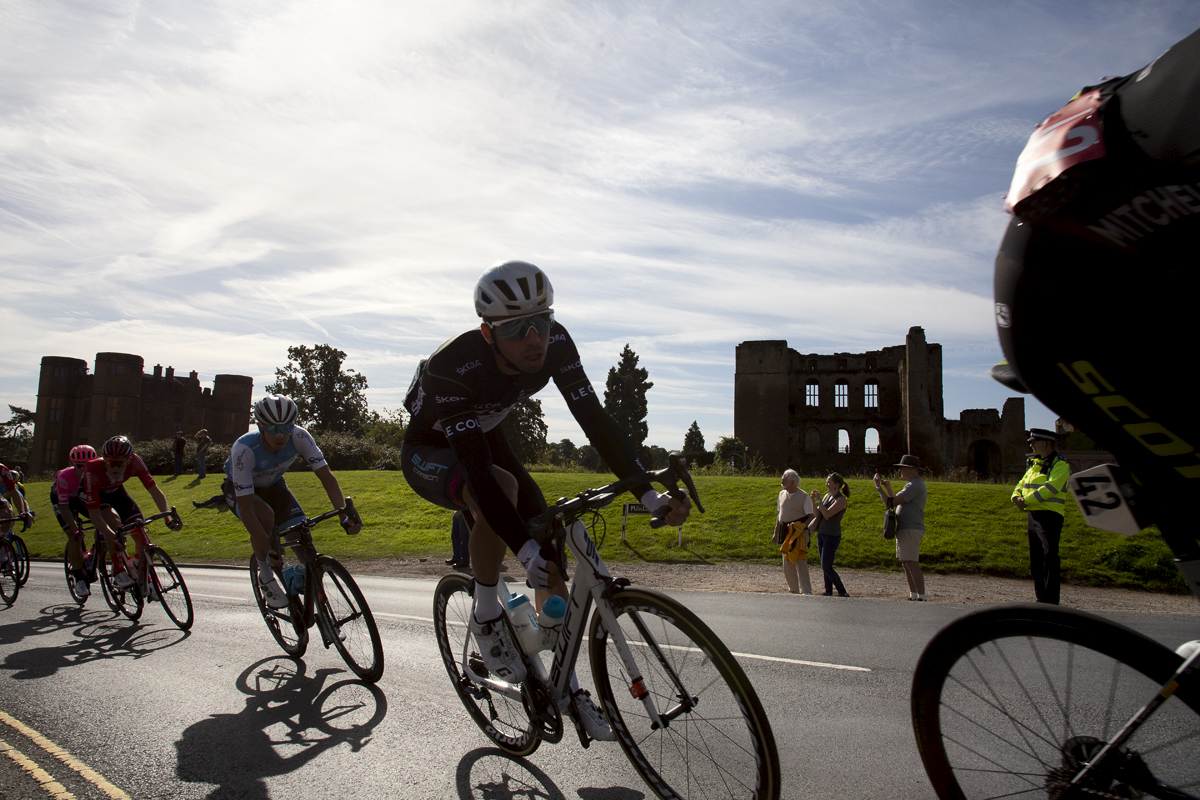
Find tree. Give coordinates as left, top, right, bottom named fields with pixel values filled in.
left=642, top=444, right=670, bottom=470
left=0, top=405, right=34, bottom=461
left=577, top=444, right=603, bottom=472
left=500, top=397, right=548, bottom=464
left=547, top=439, right=579, bottom=466
left=267, top=344, right=369, bottom=433
left=714, top=436, right=747, bottom=467
left=683, top=421, right=705, bottom=453
left=604, top=345, right=653, bottom=449
left=361, top=407, right=407, bottom=449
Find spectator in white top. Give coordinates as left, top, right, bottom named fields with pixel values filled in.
left=776, top=469, right=815, bottom=595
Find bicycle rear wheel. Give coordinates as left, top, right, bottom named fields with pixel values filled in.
left=10, top=535, right=29, bottom=587
left=589, top=587, right=781, bottom=800
left=432, top=573, right=539, bottom=757
left=249, top=555, right=308, bottom=658
left=98, top=550, right=142, bottom=620
left=147, top=546, right=193, bottom=631
left=314, top=556, right=383, bottom=683
left=912, top=603, right=1200, bottom=800
left=0, top=540, right=18, bottom=605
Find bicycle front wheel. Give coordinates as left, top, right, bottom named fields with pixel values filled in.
left=97, top=551, right=142, bottom=621
left=314, top=556, right=383, bottom=683
left=912, top=602, right=1200, bottom=800
left=249, top=555, right=308, bottom=658
left=147, top=546, right=193, bottom=631
left=0, top=539, right=18, bottom=605
left=589, top=587, right=781, bottom=800
left=10, top=535, right=30, bottom=587
left=433, top=573, right=539, bottom=757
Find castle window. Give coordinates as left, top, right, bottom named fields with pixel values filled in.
left=838, top=429, right=850, bottom=453
left=48, top=398, right=63, bottom=422
left=110, top=363, right=122, bottom=375
left=53, top=366, right=66, bottom=378
left=805, top=382, right=819, bottom=407
left=105, top=397, right=119, bottom=422
left=865, top=427, right=880, bottom=454
left=865, top=381, right=879, bottom=408
left=835, top=381, right=848, bottom=408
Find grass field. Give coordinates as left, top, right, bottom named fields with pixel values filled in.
left=13, top=470, right=1185, bottom=592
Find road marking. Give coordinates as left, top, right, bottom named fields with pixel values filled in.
left=190, top=593, right=248, bottom=602
left=0, top=711, right=131, bottom=800
left=0, top=738, right=76, bottom=799
left=374, top=612, right=435, bottom=624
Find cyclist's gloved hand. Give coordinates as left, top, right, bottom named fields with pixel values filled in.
left=517, top=539, right=555, bottom=590
left=21, top=513, right=32, bottom=532
left=340, top=513, right=362, bottom=536
left=166, top=516, right=183, bottom=532
left=641, top=490, right=692, bottom=527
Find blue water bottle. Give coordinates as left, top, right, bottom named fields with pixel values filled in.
left=537, top=595, right=567, bottom=651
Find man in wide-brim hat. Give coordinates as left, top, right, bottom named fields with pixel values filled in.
left=874, top=454, right=929, bottom=601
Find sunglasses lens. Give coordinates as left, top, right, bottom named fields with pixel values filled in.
left=105, top=459, right=127, bottom=468
left=494, top=312, right=554, bottom=340
left=265, top=424, right=293, bottom=435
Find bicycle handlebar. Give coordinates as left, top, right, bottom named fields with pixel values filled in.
left=529, top=452, right=704, bottom=540
left=114, top=507, right=181, bottom=533
left=275, top=497, right=361, bottom=538
left=0, top=511, right=32, bottom=524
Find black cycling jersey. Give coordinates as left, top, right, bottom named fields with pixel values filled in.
left=403, top=322, right=651, bottom=553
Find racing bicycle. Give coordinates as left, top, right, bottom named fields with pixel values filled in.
left=96, top=509, right=194, bottom=631
left=1, top=511, right=32, bottom=588
left=249, top=498, right=384, bottom=684
left=63, top=523, right=102, bottom=605
left=0, top=523, right=23, bottom=605
left=433, top=454, right=781, bottom=800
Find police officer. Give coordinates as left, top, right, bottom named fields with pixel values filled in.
left=1011, top=428, right=1070, bottom=604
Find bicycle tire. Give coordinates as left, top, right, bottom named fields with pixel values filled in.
left=314, top=556, right=383, bottom=683
left=98, top=549, right=142, bottom=621
left=589, top=586, right=781, bottom=800
left=0, top=539, right=18, bottom=605
left=10, top=535, right=29, bottom=587
left=911, top=602, right=1200, bottom=800
left=147, top=546, right=194, bottom=631
left=249, top=555, right=308, bottom=658
left=432, top=573, right=540, bottom=757
left=62, top=546, right=89, bottom=606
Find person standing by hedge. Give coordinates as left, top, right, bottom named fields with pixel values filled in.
left=173, top=431, right=187, bottom=477
left=1011, top=428, right=1070, bottom=604
left=195, top=429, right=211, bottom=479
left=874, top=455, right=928, bottom=601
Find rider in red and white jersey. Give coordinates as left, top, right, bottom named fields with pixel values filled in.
left=83, top=436, right=182, bottom=589
left=0, top=462, right=31, bottom=571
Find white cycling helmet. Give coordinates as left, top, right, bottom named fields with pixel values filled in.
left=254, top=395, right=299, bottom=427
left=474, top=260, right=553, bottom=318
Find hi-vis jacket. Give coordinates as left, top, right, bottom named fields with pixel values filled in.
left=1012, top=453, right=1070, bottom=516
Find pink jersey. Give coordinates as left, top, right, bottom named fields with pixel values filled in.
left=81, top=456, right=157, bottom=509
left=54, top=466, right=83, bottom=502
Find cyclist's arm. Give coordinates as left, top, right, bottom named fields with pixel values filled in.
left=147, top=484, right=171, bottom=516
left=313, top=464, right=360, bottom=534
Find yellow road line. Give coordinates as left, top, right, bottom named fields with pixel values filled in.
left=0, top=737, right=76, bottom=799
left=0, top=710, right=131, bottom=800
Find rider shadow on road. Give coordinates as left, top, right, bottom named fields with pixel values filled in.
left=175, top=657, right=387, bottom=800
left=454, top=748, right=646, bottom=800
left=0, top=604, right=184, bottom=680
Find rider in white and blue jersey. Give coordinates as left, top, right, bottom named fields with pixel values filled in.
left=223, top=395, right=360, bottom=608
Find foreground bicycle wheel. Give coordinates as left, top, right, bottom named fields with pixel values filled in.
left=315, top=556, right=383, bottom=683
left=98, top=553, right=143, bottom=620
left=589, top=587, right=781, bottom=800
left=912, top=603, right=1200, bottom=800
left=147, top=546, right=193, bottom=631
left=433, top=573, right=539, bottom=757
left=0, top=540, right=18, bottom=605
left=249, top=555, right=309, bottom=658
left=10, top=535, right=30, bottom=587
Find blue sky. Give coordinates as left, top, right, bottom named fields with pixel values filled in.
left=2, top=1, right=1197, bottom=450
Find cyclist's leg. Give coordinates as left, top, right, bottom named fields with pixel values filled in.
left=56, top=503, right=86, bottom=571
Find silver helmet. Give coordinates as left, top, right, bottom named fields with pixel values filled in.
left=474, top=260, right=553, bottom=318
left=254, top=395, right=299, bottom=427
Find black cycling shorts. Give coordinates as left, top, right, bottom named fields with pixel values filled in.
left=53, top=495, right=89, bottom=533
left=223, top=477, right=306, bottom=533
left=94, top=488, right=143, bottom=526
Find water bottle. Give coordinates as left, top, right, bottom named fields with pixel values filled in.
left=537, top=595, right=567, bottom=651
left=281, top=564, right=306, bottom=595
left=506, top=592, right=541, bottom=654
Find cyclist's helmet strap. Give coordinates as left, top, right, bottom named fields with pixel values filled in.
left=254, top=395, right=299, bottom=427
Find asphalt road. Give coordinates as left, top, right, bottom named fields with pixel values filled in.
left=1, top=563, right=1196, bottom=800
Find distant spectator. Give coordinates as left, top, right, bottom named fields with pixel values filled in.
left=811, top=473, right=850, bottom=597
left=1012, top=428, right=1070, bottom=604
left=173, top=431, right=187, bottom=477
left=775, top=469, right=813, bottom=595
left=874, top=455, right=928, bottom=601
left=447, top=510, right=471, bottom=569
left=195, top=429, right=212, bottom=479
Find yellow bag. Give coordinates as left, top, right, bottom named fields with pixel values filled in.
left=780, top=522, right=808, bottom=563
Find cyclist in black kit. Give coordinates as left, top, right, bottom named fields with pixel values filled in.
left=402, top=260, right=690, bottom=740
